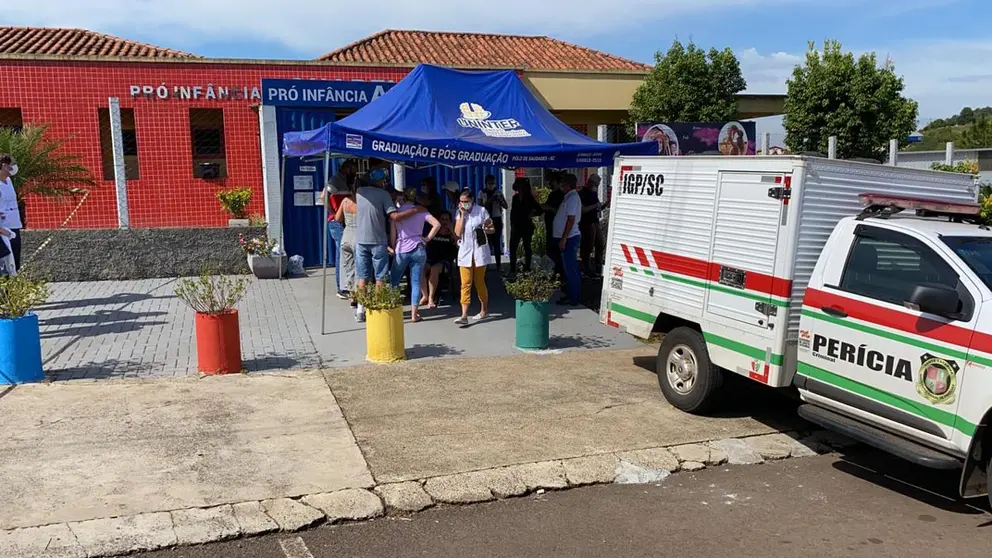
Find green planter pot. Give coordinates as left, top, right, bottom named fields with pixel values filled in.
left=515, top=300, right=550, bottom=350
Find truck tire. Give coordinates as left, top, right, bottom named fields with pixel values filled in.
left=987, top=459, right=992, bottom=510
left=656, top=327, right=724, bottom=414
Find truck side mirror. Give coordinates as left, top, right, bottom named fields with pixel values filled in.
left=906, top=284, right=960, bottom=317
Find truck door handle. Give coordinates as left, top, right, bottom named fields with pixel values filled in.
left=822, top=306, right=848, bottom=318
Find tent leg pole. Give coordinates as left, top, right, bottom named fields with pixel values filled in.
left=279, top=156, right=287, bottom=281
left=320, top=151, right=331, bottom=336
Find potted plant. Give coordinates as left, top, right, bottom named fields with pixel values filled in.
left=174, top=272, right=249, bottom=375
left=0, top=275, right=49, bottom=384
left=217, top=187, right=252, bottom=227
left=504, top=270, right=560, bottom=350
left=353, top=283, right=406, bottom=363
left=239, top=233, right=287, bottom=279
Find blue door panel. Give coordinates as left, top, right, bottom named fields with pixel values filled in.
left=277, top=108, right=336, bottom=267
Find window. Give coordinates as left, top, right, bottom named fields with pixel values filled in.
left=839, top=229, right=960, bottom=306
left=942, top=236, right=992, bottom=290
left=0, top=108, right=23, bottom=133
left=97, top=108, right=139, bottom=180
left=189, top=108, right=227, bottom=179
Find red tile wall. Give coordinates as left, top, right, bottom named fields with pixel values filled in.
left=0, top=59, right=409, bottom=229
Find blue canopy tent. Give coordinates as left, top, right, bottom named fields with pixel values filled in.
left=283, top=64, right=657, bottom=166
left=280, top=63, right=657, bottom=333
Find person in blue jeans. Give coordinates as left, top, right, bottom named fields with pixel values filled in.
left=319, top=160, right=356, bottom=298
left=552, top=173, right=583, bottom=305
left=354, top=164, right=425, bottom=322
left=389, top=188, right=441, bottom=322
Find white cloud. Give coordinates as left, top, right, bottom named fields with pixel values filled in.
left=738, top=41, right=992, bottom=123
left=2, top=0, right=773, bottom=54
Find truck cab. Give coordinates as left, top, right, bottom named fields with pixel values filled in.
left=796, top=195, right=992, bottom=503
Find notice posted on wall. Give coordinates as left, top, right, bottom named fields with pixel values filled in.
left=293, top=175, right=314, bottom=191
left=293, top=192, right=315, bottom=207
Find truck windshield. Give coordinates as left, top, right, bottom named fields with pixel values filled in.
left=943, top=236, right=992, bottom=289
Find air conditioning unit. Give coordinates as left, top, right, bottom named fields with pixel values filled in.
left=199, top=162, right=220, bottom=179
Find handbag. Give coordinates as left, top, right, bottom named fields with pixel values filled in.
left=474, top=226, right=487, bottom=247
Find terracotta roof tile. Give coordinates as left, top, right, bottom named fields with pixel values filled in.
left=0, top=26, right=200, bottom=58
left=319, top=30, right=649, bottom=72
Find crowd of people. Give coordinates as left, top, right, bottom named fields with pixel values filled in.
left=320, top=158, right=607, bottom=323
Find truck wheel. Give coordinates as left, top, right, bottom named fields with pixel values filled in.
left=656, top=327, right=724, bottom=414
left=987, top=459, right=992, bottom=510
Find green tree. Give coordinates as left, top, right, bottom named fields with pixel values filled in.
left=783, top=40, right=918, bottom=160
left=0, top=124, right=96, bottom=225
left=628, top=39, right=746, bottom=129
left=959, top=116, right=992, bottom=149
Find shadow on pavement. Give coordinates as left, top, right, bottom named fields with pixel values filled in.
left=548, top=334, right=613, bottom=350
left=832, top=447, right=991, bottom=517
left=407, top=344, right=466, bottom=359
left=46, top=358, right=158, bottom=380
left=36, top=292, right=174, bottom=312
left=631, top=353, right=804, bottom=429
left=40, top=313, right=170, bottom=339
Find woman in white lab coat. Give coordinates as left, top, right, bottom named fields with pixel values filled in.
left=0, top=154, right=22, bottom=272
left=453, top=188, right=495, bottom=325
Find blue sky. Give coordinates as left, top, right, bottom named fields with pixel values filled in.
left=4, top=0, right=990, bottom=129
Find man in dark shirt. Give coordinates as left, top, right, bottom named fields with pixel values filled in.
left=542, top=171, right=565, bottom=279
left=579, top=174, right=604, bottom=277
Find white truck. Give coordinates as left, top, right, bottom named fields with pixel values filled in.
left=599, top=155, right=992, bottom=504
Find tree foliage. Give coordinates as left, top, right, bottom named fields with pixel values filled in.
left=959, top=116, right=992, bottom=149
left=628, top=39, right=746, bottom=129
left=0, top=124, right=96, bottom=200
left=923, top=106, right=992, bottom=130
left=783, top=40, right=918, bottom=160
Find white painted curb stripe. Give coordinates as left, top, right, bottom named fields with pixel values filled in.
left=280, top=536, right=315, bottom=558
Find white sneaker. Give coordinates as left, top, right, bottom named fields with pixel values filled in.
left=356, top=304, right=365, bottom=322
left=453, top=316, right=468, bottom=325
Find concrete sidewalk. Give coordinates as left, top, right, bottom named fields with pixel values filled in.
left=0, top=372, right=372, bottom=530
left=327, top=347, right=802, bottom=483
left=1, top=348, right=809, bottom=557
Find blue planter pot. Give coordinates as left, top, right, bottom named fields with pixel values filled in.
left=0, top=313, right=44, bottom=385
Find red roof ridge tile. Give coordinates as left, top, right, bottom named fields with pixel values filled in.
left=317, top=29, right=649, bottom=72
left=0, top=26, right=201, bottom=58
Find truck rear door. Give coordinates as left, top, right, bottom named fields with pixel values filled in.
left=704, top=172, right=791, bottom=331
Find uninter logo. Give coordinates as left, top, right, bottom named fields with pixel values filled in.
left=456, top=102, right=531, bottom=138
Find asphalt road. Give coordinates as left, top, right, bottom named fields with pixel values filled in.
left=140, top=448, right=992, bottom=558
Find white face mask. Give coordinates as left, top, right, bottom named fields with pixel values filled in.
left=460, top=202, right=472, bottom=211
left=6, top=164, right=16, bottom=177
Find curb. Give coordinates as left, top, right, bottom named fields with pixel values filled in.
left=0, top=430, right=853, bottom=557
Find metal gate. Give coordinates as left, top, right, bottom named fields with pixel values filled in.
left=277, top=108, right=336, bottom=267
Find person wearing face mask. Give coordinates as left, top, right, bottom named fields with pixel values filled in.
left=453, top=188, right=495, bottom=324
left=478, top=174, right=507, bottom=273
left=353, top=160, right=425, bottom=322
left=0, top=154, right=22, bottom=272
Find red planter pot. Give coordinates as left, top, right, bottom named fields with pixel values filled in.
left=194, top=310, right=243, bottom=375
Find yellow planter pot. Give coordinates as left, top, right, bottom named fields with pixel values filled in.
left=365, top=307, right=406, bottom=363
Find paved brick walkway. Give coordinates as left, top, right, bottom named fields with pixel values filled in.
left=38, top=278, right=321, bottom=381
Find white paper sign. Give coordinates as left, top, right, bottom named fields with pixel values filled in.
left=294, top=192, right=315, bottom=207
left=300, top=165, right=317, bottom=172
left=293, top=175, right=313, bottom=191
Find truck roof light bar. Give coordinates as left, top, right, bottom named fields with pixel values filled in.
left=856, top=193, right=981, bottom=222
